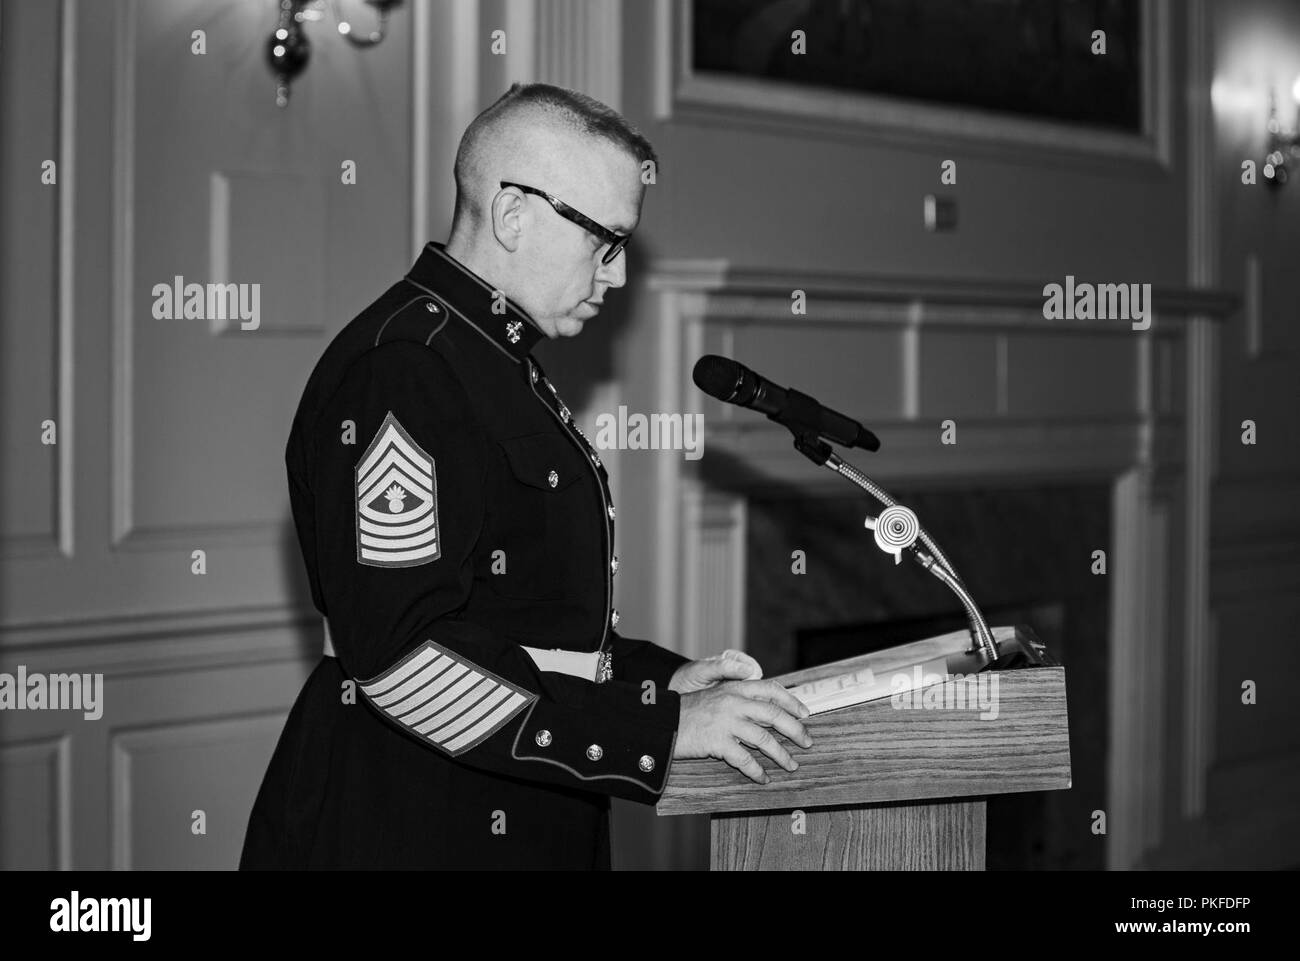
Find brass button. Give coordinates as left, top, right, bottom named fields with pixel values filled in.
left=547, top=470, right=559, bottom=488
left=610, top=609, right=620, bottom=628
left=638, top=755, right=655, bottom=773
left=530, top=365, right=539, bottom=384
left=586, top=743, right=603, bottom=762
left=534, top=729, right=552, bottom=747
left=424, top=302, right=438, bottom=313
left=607, top=504, right=616, bottom=520
left=611, top=556, right=619, bottom=575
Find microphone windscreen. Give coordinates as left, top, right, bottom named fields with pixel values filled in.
left=692, top=355, right=742, bottom=401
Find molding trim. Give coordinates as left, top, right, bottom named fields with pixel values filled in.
left=535, top=0, right=622, bottom=108
left=413, top=0, right=478, bottom=255
left=1107, top=468, right=1171, bottom=869
left=1181, top=0, right=1217, bottom=822
left=0, top=602, right=316, bottom=659
left=56, top=0, right=75, bottom=559
left=0, top=735, right=72, bottom=870
left=645, top=259, right=1239, bottom=319
left=655, top=0, right=1172, bottom=172
left=206, top=171, right=326, bottom=337
left=111, top=520, right=284, bottom=554
left=3, top=0, right=77, bottom=562
left=410, top=0, right=430, bottom=258
left=105, top=2, right=273, bottom=552
left=679, top=485, right=746, bottom=662
left=110, top=712, right=288, bottom=870
left=504, top=0, right=537, bottom=82
left=654, top=286, right=685, bottom=656
left=109, top=0, right=136, bottom=548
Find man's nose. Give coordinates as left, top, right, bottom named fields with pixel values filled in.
left=597, top=252, right=627, bottom=289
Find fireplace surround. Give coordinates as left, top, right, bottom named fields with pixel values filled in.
left=612, top=260, right=1233, bottom=869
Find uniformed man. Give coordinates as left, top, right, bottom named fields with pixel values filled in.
left=240, top=82, right=812, bottom=870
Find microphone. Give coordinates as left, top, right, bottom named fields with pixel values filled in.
left=692, top=355, right=880, bottom=452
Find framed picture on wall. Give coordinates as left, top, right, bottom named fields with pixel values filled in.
left=653, top=0, right=1170, bottom=167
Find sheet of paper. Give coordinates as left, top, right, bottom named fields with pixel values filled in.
left=786, top=656, right=951, bottom=715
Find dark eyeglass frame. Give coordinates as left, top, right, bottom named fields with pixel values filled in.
left=499, top=181, right=630, bottom=265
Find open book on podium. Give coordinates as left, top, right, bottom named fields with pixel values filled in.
left=656, top=624, right=1070, bottom=870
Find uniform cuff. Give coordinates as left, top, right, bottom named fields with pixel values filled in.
left=509, top=680, right=680, bottom=804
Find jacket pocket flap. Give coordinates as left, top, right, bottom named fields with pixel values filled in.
left=499, top=433, right=581, bottom=491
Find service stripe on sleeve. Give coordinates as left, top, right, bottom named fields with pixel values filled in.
left=358, top=640, right=535, bottom=756
left=442, top=693, right=529, bottom=754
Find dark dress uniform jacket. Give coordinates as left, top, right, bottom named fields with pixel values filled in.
left=240, top=242, right=688, bottom=869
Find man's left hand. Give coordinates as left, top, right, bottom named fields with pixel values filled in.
left=667, top=649, right=764, bottom=694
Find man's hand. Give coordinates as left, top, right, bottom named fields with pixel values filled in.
left=667, top=649, right=763, bottom=694
left=673, top=680, right=813, bottom=785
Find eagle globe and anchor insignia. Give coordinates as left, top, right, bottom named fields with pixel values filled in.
left=355, top=412, right=441, bottom=567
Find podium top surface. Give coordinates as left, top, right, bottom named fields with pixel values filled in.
left=657, top=625, right=1070, bottom=816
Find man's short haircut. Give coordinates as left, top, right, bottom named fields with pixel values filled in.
left=452, top=82, right=658, bottom=228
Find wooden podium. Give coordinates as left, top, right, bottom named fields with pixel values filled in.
left=656, top=625, right=1071, bottom=870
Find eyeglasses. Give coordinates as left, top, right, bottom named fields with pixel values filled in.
left=499, top=181, right=630, bottom=265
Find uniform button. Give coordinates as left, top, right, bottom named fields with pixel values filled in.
left=607, top=504, right=616, bottom=520
left=424, top=302, right=438, bottom=313
left=547, top=470, right=559, bottom=488
left=611, top=609, right=620, bottom=628
left=534, top=729, right=552, bottom=747
left=530, top=366, right=539, bottom=384
left=611, top=555, right=619, bottom=575
left=638, top=755, right=655, bottom=773
left=586, top=744, right=603, bottom=762
left=591, top=452, right=601, bottom=466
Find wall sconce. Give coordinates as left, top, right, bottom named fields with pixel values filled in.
left=266, top=0, right=404, bottom=108
left=1262, top=77, right=1300, bottom=187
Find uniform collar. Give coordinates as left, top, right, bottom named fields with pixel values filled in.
left=403, top=242, right=546, bottom=363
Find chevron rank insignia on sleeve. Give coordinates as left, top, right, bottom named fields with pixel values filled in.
left=355, top=411, right=441, bottom=568
left=359, top=640, right=536, bottom=756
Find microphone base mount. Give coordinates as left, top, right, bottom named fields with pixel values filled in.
left=822, top=453, right=999, bottom=664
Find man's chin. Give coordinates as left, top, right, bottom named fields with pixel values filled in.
left=553, top=317, right=586, bottom=337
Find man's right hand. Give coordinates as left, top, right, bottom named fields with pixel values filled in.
left=673, top=680, right=813, bottom=784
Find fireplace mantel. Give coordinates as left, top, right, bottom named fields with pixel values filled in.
left=645, top=260, right=1236, bottom=316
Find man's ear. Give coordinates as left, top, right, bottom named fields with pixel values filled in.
left=491, top=187, right=524, bottom=254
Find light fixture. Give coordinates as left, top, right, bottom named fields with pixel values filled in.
left=1262, top=76, right=1300, bottom=187
left=266, top=0, right=404, bottom=108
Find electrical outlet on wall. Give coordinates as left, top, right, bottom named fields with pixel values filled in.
left=924, top=194, right=958, bottom=232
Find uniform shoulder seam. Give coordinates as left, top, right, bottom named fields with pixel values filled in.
left=374, top=291, right=452, bottom=347
left=307, top=338, right=475, bottom=449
